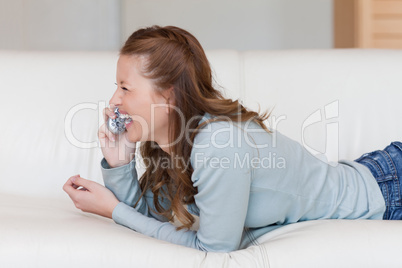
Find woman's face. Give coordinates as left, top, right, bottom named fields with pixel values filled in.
left=110, top=55, right=172, bottom=148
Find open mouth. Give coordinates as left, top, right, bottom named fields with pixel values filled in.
left=118, top=113, right=133, bottom=126
left=119, top=113, right=133, bottom=124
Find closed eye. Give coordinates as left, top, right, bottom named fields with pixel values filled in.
left=115, top=82, right=128, bottom=91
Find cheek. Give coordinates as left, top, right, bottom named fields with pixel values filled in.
left=128, top=94, right=151, bottom=118
left=144, top=108, right=167, bottom=131
left=134, top=95, right=165, bottom=124
left=126, top=106, right=153, bottom=141
left=131, top=121, right=149, bottom=140
left=126, top=91, right=169, bottom=138
left=128, top=108, right=167, bottom=139
left=125, top=118, right=150, bottom=142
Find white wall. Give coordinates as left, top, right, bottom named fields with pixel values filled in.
left=121, top=0, right=333, bottom=50
left=0, top=0, right=121, bottom=50
left=0, top=0, right=333, bottom=51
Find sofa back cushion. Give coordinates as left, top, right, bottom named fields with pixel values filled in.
left=0, top=49, right=402, bottom=198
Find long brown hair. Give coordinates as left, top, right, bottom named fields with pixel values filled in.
left=120, top=25, right=272, bottom=230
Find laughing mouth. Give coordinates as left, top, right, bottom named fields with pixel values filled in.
left=119, top=113, right=133, bottom=123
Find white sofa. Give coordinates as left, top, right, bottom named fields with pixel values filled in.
left=1, top=49, right=402, bottom=268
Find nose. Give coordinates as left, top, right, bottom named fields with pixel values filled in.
left=109, top=88, right=122, bottom=107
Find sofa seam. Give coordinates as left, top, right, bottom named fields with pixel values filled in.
left=239, top=50, right=245, bottom=103
left=259, top=244, right=270, bottom=268
left=244, top=228, right=258, bottom=246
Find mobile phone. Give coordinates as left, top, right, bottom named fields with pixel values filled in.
left=107, top=107, right=128, bottom=134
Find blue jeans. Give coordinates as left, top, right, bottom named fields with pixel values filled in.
left=354, top=141, right=402, bottom=220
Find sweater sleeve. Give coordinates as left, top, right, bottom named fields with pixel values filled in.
left=109, top=121, right=254, bottom=252
left=100, top=157, right=171, bottom=222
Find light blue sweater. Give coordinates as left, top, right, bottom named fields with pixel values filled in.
left=101, top=112, right=386, bottom=252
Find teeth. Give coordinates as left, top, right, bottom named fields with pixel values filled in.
left=124, top=117, right=133, bottom=124
left=119, top=114, right=131, bottom=119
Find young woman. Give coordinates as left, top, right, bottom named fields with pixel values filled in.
left=63, top=25, right=402, bottom=252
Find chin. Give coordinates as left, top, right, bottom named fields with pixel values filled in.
left=126, top=132, right=144, bottom=143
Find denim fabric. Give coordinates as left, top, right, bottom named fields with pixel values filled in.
left=354, top=141, right=402, bottom=220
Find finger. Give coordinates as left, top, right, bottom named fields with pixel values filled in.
left=63, top=182, right=88, bottom=200
left=98, top=123, right=116, bottom=147
left=77, top=186, right=88, bottom=191
left=72, top=182, right=87, bottom=190
left=99, top=128, right=107, bottom=148
left=72, top=176, right=93, bottom=191
left=104, top=124, right=117, bottom=142
left=63, top=180, right=76, bottom=196
left=63, top=175, right=80, bottom=193
left=103, top=107, right=117, bottom=123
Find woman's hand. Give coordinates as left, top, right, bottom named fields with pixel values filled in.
left=63, top=175, right=120, bottom=219
left=99, top=105, right=136, bottom=168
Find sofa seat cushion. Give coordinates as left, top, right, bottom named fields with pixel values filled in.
left=255, top=218, right=401, bottom=268
left=0, top=194, right=266, bottom=267
left=1, top=193, right=401, bottom=267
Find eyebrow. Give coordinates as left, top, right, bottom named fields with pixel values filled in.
left=117, top=81, right=132, bottom=87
